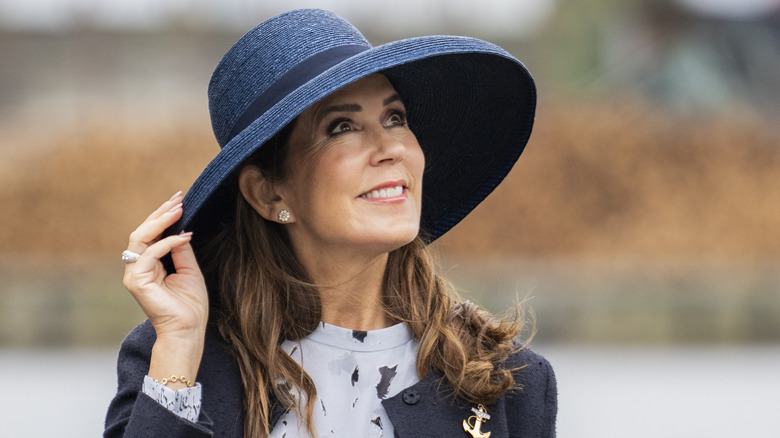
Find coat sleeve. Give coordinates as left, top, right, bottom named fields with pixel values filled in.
left=505, top=348, right=558, bottom=438
left=103, top=320, right=214, bottom=438
left=541, top=353, right=558, bottom=437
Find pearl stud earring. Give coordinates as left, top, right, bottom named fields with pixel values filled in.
left=277, top=209, right=291, bottom=222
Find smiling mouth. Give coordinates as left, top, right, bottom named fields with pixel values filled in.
left=359, top=185, right=404, bottom=200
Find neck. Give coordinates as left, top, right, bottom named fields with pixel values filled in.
left=299, top=249, right=392, bottom=331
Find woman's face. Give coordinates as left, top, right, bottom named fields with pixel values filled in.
left=277, top=74, right=424, bottom=259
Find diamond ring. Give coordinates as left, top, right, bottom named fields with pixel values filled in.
left=121, top=250, right=141, bottom=264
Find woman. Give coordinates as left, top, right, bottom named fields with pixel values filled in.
left=105, top=8, right=556, bottom=438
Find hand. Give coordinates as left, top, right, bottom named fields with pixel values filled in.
left=122, top=191, right=209, bottom=385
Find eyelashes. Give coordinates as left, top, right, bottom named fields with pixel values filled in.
left=326, top=109, right=408, bottom=136
left=327, top=118, right=354, bottom=135
left=384, top=110, right=407, bottom=128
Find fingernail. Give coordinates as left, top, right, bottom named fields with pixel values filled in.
left=167, top=202, right=183, bottom=213
left=179, top=231, right=193, bottom=238
left=168, top=191, right=183, bottom=202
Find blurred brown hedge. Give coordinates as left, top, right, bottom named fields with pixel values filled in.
left=1, top=97, right=778, bottom=257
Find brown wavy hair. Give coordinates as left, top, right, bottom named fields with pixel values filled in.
left=199, top=122, right=527, bottom=437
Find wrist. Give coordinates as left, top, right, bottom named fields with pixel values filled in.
left=154, top=327, right=206, bottom=350
left=152, top=374, right=195, bottom=388
left=149, top=332, right=205, bottom=389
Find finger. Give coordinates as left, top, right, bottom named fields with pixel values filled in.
left=135, top=232, right=193, bottom=270
left=123, top=232, right=193, bottom=283
left=143, top=191, right=183, bottom=223
left=127, top=191, right=183, bottom=252
left=127, top=200, right=184, bottom=253
left=169, top=235, right=201, bottom=276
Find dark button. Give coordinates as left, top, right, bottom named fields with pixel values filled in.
left=402, top=389, right=420, bottom=405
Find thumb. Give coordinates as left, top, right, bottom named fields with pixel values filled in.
left=170, top=233, right=201, bottom=276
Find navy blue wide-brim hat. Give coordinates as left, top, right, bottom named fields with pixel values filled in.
left=176, top=8, right=536, bottom=245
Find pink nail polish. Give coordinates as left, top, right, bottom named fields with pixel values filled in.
left=168, top=191, right=183, bottom=202
left=179, top=231, right=193, bottom=238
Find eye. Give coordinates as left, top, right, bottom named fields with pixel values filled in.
left=327, top=119, right=354, bottom=135
left=384, top=110, right=407, bottom=127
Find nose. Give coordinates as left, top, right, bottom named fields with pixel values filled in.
left=369, top=128, right=407, bottom=166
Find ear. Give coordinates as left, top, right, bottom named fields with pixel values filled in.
left=238, top=165, right=294, bottom=223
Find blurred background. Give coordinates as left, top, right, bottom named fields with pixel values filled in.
left=1, top=0, right=779, bottom=436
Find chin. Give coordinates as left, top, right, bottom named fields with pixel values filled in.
left=360, top=227, right=419, bottom=254
left=391, top=229, right=420, bottom=250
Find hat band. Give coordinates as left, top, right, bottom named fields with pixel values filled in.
left=225, top=44, right=370, bottom=144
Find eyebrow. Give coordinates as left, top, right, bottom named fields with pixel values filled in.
left=383, top=93, right=401, bottom=106
left=315, top=103, right=362, bottom=126
left=314, top=93, right=402, bottom=126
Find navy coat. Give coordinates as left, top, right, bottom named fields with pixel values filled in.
left=105, top=321, right=557, bottom=437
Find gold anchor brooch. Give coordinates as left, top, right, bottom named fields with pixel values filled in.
left=462, top=404, right=491, bottom=438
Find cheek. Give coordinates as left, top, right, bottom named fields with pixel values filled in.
left=408, top=143, right=426, bottom=179
left=286, top=151, right=356, bottom=205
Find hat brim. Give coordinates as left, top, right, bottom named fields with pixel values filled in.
left=178, top=35, right=535, bottom=245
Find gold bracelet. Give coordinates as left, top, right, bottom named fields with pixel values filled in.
left=159, top=375, right=194, bottom=387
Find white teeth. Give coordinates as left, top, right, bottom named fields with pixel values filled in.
left=361, top=185, right=403, bottom=199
